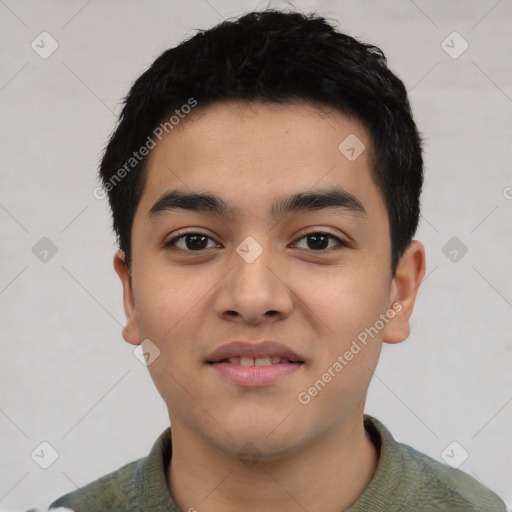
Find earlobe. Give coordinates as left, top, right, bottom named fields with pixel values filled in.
left=382, top=240, right=426, bottom=344
left=113, top=250, right=142, bottom=346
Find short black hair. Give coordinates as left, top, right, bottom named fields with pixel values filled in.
left=99, top=8, right=423, bottom=276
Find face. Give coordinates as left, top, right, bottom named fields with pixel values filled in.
left=115, top=100, right=424, bottom=460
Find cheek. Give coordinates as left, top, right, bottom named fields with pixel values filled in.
left=305, top=264, right=390, bottom=337
left=299, top=269, right=387, bottom=414
left=137, top=273, right=203, bottom=414
left=133, top=261, right=203, bottom=340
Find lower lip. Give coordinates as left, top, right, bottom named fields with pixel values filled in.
left=208, top=362, right=303, bottom=387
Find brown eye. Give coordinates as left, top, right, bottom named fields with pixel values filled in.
left=164, top=233, right=218, bottom=251
left=293, top=232, right=349, bottom=251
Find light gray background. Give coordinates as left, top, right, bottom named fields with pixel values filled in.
left=1, top=0, right=511, bottom=510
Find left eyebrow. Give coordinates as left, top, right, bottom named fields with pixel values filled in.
left=147, top=186, right=368, bottom=221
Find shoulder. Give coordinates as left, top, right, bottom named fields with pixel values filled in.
left=48, top=457, right=142, bottom=512
left=399, top=441, right=506, bottom=511
left=361, top=415, right=507, bottom=512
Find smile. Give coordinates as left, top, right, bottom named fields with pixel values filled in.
left=221, top=356, right=298, bottom=366
left=208, top=358, right=303, bottom=387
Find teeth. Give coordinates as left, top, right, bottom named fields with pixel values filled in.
left=255, top=357, right=272, bottom=366
left=227, top=356, right=288, bottom=366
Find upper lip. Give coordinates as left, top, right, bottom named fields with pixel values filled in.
left=206, top=341, right=304, bottom=363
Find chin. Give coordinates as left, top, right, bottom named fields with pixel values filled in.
left=213, top=416, right=306, bottom=460
left=220, top=432, right=303, bottom=463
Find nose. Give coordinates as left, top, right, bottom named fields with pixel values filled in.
left=213, top=236, right=294, bottom=325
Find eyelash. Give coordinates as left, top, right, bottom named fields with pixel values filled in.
left=163, top=231, right=351, bottom=253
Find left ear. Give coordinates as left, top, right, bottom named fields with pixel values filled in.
left=382, top=240, right=426, bottom=344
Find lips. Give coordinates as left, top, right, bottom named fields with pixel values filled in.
left=206, top=341, right=304, bottom=387
left=206, top=340, right=304, bottom=364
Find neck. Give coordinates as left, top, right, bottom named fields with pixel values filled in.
left=167, top=410, right=379, bottom=512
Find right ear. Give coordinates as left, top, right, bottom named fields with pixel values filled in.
left=113, top=249, right=142, bottom=346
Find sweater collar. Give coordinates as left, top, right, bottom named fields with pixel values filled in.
left=346, top=414, right=407, bottom=511
left=134, top=414, right=405, bottom=511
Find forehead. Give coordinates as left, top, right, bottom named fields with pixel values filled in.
left=137, top=100, right=385, bottom=224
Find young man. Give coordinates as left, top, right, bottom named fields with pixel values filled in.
left=50, top=9, right=506, bottom=512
